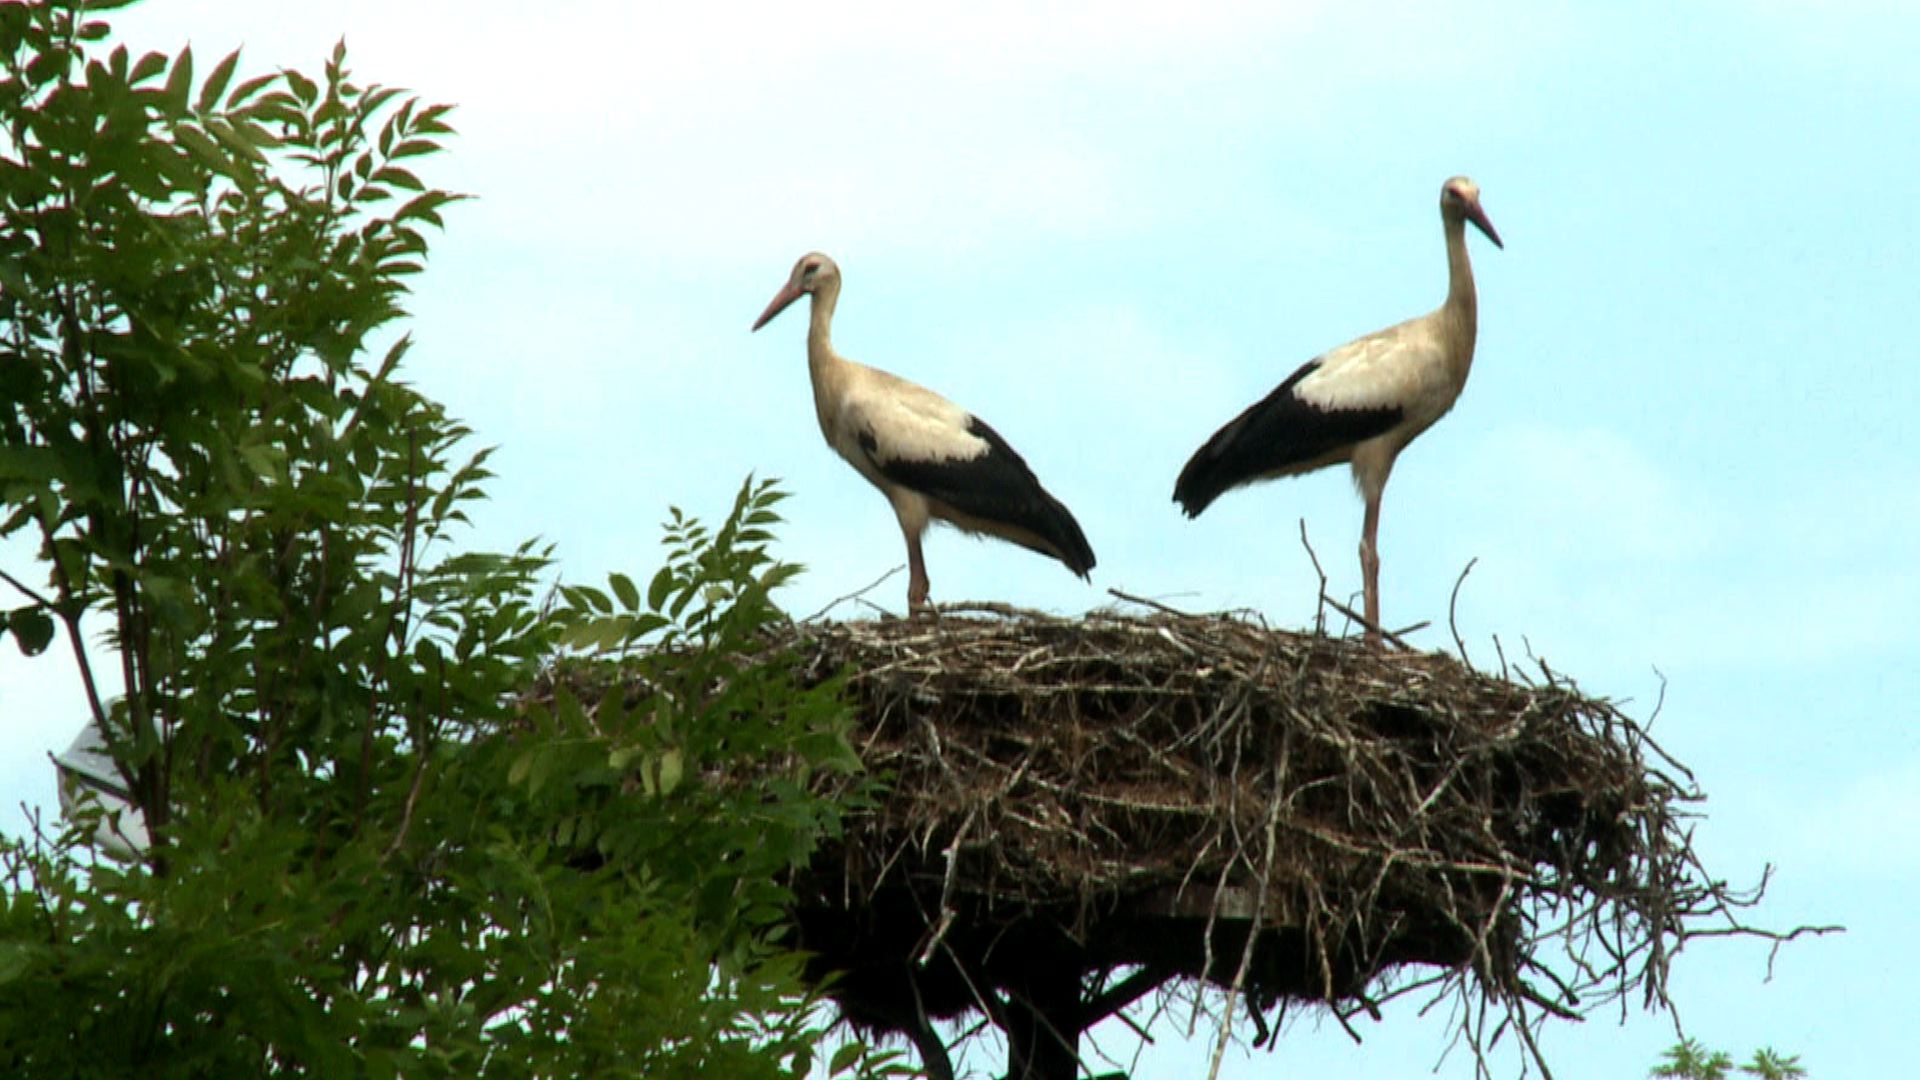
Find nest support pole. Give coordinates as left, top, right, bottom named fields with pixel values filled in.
left=995, top=955, right=1084, bottom=1080
left=907, top=1028, right=956, bottom=1080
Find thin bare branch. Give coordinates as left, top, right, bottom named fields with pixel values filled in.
left=1449, top=556, right=1479, bottom=667
left=0, top=565, right=52, bottom=607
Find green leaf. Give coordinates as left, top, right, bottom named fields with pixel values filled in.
left=205, top=117, right=267, bottom=162
left=236, top=89, right=302, bottom=127
left=647, top=566, right=676, bottom=612
left=0, top=256, right=28, bottom=298
left=163, top=45, right=194, bottom=114
left=386, top=138, right=441, bottom=160
left=0, top=445, right=65, bottom=484
left=394, top=190, right=460, bottom=227
left=129, top=49, right=166, bottom=86
left=225, top=71, right=278, bottom=108
left=173, top=123, right=226, bottom=169
left=0, top=942, right=34, bottom=986
left=828, top=1042, right=864, bottom=1075
left=370, top=165, right=423, bottom=191
left=197, top=48, right=240, bottom=113
left=286, top=68, right=317, bottom=105
left=657, top=749, right=684, bottom=796
left=226, top=116, right=282, bottom=152
left=362, top=86, right=404, bottom=115
left=625, top=613, right=670, bottom=640
left=609, top=573, right=640, bottom=611
left=8, top=608, right=55, bottom=656
left=237, top=442, right=284, bottom=482
left=412, top=103, right=458, bottom=135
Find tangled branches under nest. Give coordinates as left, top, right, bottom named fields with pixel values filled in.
left=763, top=602, right=1806, bottom=1074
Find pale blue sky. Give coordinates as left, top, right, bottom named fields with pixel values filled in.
left=3, top=2, right=1916, bottom=1076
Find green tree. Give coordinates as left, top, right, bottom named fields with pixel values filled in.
left=1652, top=1039, right=1808, bottom=1080
left=0, top=2, right=884, bottom=1075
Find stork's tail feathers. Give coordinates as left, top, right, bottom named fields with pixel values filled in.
left=1173, top=448, right=1232, bottom=519
left=1036, top=495, right=1097, bottom=579
left=1174, top=410, right=1266, bottom=518
left=1173, top=376, right=1298, bottom=519
left=871, top=415, right=1096, bottom=583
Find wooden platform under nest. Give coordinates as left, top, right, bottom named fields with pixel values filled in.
left=770, top=604, right=1720, bottom=1078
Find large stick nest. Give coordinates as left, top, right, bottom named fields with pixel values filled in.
left=769, top=603, right=1740, bottom=1065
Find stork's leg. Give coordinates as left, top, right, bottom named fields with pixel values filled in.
left=904, top=527, right=932, bottom=614
left=1360, top=491, right=1383, bottom=643
left=889, top=492, right=935, bottom=618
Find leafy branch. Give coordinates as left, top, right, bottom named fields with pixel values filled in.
left=0, top=6, right=895, bottom=1077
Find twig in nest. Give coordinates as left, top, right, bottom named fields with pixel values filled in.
left=935, top=600, right=1038, bottom=620
left=1107, top=587, right=1197, bottom=618
left=917, top=810, right=976, bottom=966
left=1207, top=781, right=1287, bottom=1080
left=1449, top=556, right=1479, bottom=667
left=1297, top=519, right=1329, bottom=637
left=1645, top=665, right=1670, bottom=731
left=803, top=565, right=902, bottom=622
left=1317, top=591, right=1418, bottom=651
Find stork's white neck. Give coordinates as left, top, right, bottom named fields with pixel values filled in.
left=802, top=277, right=850, bottom=440
left=1440, top=214, right=1479, bottom=360
left=806, top=277, right=841, bottom=377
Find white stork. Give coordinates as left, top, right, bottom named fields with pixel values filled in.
left=751, top=253, right=1096, bottom=611
left=1173, top=176, right=1502, bottom=639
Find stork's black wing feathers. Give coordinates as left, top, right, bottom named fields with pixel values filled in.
left=1173, top=359, right=1403, bottom=518
left=861, top=418, right=1096, bottom=577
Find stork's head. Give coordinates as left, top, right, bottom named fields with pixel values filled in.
left=1441, top=177, right=1502, bottom=250
left=751, top=252, right=840, bottom=331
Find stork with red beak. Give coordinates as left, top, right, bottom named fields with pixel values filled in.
left=752, top=253, right=1095, bottom=612
left=1174, top=177, right=1503, bottom=640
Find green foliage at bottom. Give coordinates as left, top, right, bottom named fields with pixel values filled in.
left=0, top=4, right=894, bottom=1075
left=1, top=481, right=891, bottom=1078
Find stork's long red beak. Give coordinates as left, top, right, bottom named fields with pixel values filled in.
left=1465, top=202, right=1503, bottom=250
left=751, top=281, right=804, bottom=332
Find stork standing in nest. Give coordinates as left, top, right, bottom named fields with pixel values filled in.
left=752, top=253, right=1096, bottom=613
left=1173, top=177, right=1502, bottom=639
